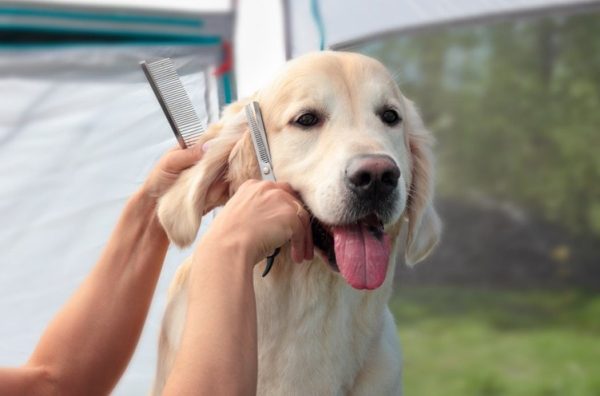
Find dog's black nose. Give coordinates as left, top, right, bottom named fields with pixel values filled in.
left=345, top=154, right=400, bottom=198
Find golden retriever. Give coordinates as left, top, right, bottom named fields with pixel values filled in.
left=151, top=51, right=440, bottom=395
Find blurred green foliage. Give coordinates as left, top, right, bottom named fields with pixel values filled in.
left=360, top=12, right=600, bottom=236
left=357, top=13, right=600, bottom=394
left=391, top=287, right=600, bottom=396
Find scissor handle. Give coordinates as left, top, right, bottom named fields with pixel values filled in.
left=262, top=247, right=281, bottom=277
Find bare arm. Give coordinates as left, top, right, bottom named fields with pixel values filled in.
left=0, top=146, right=203, bottom=396
left=26, top=190, right=168, bottom=395
left=163, top=235, right=258, bottom=396
left=162, top=180, right=313, bottom=396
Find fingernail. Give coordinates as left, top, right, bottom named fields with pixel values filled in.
left=202, top=141, right=210, bottom=152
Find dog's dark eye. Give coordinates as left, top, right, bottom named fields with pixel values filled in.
left=295, top=113, right=319, bottom=128
left=380, top=109, right=401, bottom=126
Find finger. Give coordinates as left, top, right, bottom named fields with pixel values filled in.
left=162, top=144, right=204, bottom=174
left=237, top=178, right=269, bottom=196
left=268, top=184, right=311, bottom=262
left=289, top=225, right=306, bottom=263
left=273, top=182, right=304, bottom=199
left=287, top=201, right=307, bottom=263
left=304, top=213, right=314, bottom=261
left=293, top=202, right=313, bottom=262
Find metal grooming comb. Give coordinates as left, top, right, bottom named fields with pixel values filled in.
left=141, top=58, right=204, bottom=148
left=245, top=101, right=280, bottom=276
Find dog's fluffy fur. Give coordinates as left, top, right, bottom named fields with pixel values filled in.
left=151, top=51, right=440, bottom=395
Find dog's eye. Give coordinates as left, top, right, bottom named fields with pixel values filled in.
left=380, top=109, right=401, bottom=126
left=295, top=113, right=319, bottom=128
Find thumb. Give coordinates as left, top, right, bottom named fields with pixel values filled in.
left=162, top=144, right=204, bottom=174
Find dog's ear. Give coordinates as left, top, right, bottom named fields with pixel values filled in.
left=402, top=98, right=442, bottom=266
left=157, top=98, right=258, bottom=247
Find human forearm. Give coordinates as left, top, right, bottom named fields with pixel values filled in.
left=27, top=189, right=169, bottom=395
left=163, top=234, right=258, bottom=396
left=0, top=366, right=56, bottom=396
left=161, top=180, right=312, bottom=396
left=0, top=146, right=203, bottom=395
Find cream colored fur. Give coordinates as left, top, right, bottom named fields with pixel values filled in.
left=151, top=52, right=440, bottom=395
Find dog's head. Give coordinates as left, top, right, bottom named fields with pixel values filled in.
left=158, top=51, right=440, bottom=290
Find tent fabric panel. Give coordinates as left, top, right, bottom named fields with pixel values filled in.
left=0, top=1, right=235, bottom=39
left=0, top=45, right=220, bottom=395
left=4, top=0, right=232, bottom=14
left=285, top=0, right=600, bottom=57
left=0, top=3, right=236, bottom=394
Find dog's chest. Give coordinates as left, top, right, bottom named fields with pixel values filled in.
left=252, top=264, right=389, bottom=395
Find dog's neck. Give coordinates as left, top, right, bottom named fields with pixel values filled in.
left=252, top=250, right=397, bottom=340
left=250, top=251, right=397, bottom=392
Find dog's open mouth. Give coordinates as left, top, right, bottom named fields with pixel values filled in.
left=311, top=213, right=391, bottom=290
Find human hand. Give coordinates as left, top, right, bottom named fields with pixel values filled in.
left=201, top=180, right=314, bottom=265
left=141, top=145, right=205, bottom=200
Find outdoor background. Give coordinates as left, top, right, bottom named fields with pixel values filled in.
left=2, top=3, right=599, bottom=395
left=357, top=10, right=600, bottom=396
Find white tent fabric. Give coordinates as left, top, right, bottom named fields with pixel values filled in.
left=0, top=45, right=222, bottom=395
left=284, top=0, right=600, bottom=57
left=0, top=0, right=289, bottom=392
left=0, top=2, right=236, bottom=394
left=9, top=0, right=231, bottom=13
left=0, top=0, right=235, bottom=41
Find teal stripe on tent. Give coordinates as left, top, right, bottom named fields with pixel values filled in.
left=0, top=6, right=203, bottom=28
left=0, top=5, right=235, bottom=106
left=0, top=24, right=221, bottom=44
left=0, top=41, right=217, bottom=49
left=310, top=0, right=326, bottom=50
left=221, top=72, right=233, bottom=104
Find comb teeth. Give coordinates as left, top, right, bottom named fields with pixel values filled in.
left=246, top=106, right=270, bottom=164
left=141, top=58, right=204, bottom=148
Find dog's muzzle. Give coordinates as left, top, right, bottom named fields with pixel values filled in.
left=342, top=154, right=400, bottom=223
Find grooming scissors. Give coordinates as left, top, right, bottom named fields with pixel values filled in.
left=245, top=101, right=280, bottom=276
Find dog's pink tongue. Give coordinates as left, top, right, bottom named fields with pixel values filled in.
left=333, top=224, right=390, bottom=290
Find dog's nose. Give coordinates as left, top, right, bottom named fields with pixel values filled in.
left=345, top=154, right=400, bottom=198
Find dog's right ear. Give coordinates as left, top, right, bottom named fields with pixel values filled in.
left=157, top=100, right=252, bottom=247
left=402, top=98, right=442, bottom=266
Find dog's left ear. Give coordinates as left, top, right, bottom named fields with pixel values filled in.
left=157, top=98, right=256, bottom=247
left=402, top=98, right=442, bottom=266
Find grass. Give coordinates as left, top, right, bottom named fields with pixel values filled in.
left=390, top=287, right=600, bottom=396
